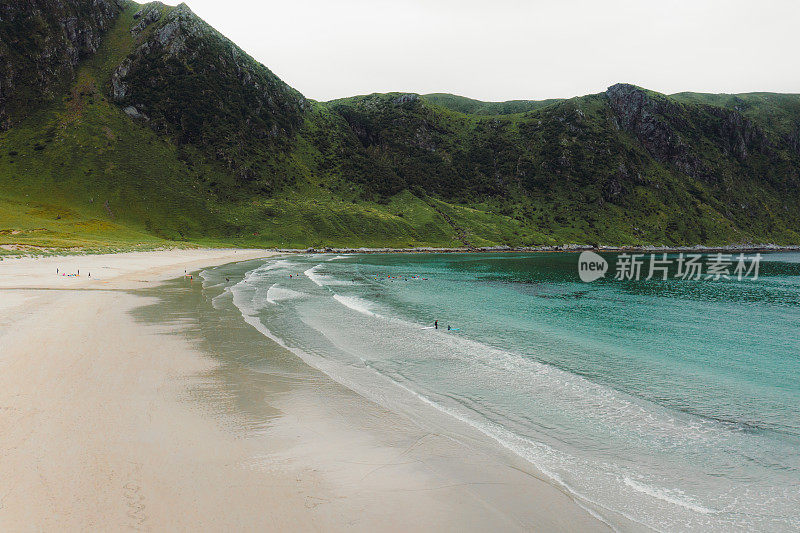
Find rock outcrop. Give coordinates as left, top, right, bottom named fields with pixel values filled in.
left=606, top=83, right=712, bottom=180
left=705, top=105, right=769, bottom=161
left=109, top=3, right=307, bottom=181
left=130, top=2, right=164, bottom=36
left=0, top=0, right=123, bottom=129
left=606, top=83, right=773, bottom=180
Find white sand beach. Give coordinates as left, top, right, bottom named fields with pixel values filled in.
left=0, top=249, right=611, bottom=531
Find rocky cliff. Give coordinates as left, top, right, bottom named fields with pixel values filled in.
left=0, top=0, right=123, bottom=129
left=109, top=3, right=307, bottom=183
left=606, top=83, right=775, bottom=182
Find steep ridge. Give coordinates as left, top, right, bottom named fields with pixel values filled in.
left=110, top=3, right=307, bottom=186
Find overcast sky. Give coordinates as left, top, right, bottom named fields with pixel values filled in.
left=160, top=0, right=799, bottom=102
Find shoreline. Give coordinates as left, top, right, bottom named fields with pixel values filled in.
left=2, top=243, right=798, bottom=263
left=279, top=243, right=800, bottom=254
left=0, top=249, right=613, bottom=531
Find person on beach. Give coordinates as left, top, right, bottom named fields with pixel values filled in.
left=435, top=320, right=438, bottom=329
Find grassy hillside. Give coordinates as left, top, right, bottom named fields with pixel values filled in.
left=670, top=92, right=800, bottom=138
left=2, top=0, right=800, bottom=253
left=328, top=90, right=800, bottom=245
left=0, top=2, right=554, bottom=251
left=421, top=94, right=563, bottom=116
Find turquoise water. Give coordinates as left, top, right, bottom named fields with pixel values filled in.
left=205, top=252, right=800, bottom=531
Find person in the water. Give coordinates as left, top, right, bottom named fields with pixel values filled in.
left=434, top=320, right=438, bottom=329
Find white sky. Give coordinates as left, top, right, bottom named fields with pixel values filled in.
left=159, top=0, right=800, bottom=102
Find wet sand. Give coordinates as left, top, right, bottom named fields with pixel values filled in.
left=0, top=250, right=612, bottom=531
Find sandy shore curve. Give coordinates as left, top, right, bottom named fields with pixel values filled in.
left=0, top=249, right=613, bottom=531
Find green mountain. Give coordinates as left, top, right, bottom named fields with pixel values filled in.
left=420, top=94, right=562, bottom=116
left=2, top=0, right=800, bottom=252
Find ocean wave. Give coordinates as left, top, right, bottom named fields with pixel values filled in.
left=211, top=287, right=231, bottom=310
left=266, top=284, right=305, bottom=305
left=304, top=265, right=355, bottom=287
left=623, top=477, right=715, bottom=514
left=304, top=265, right=325, bottom=287
left=332, top=294, right=383, bottom=317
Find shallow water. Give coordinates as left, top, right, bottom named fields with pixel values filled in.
left=204, top=252, right=800, bottom=531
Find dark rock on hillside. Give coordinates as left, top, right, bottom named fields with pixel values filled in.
left=0, top=0, right=123, bottom=129
left=606, top=83, right=712, bottom=181
left=788, top=126, right=800, bottom=156
left=394, top=93, right=418, bottom=106
left=705, top=106, right=769, bottom=161
left=130, top=2, right=163, bottom=36
left=606, top=83, right=776, bottom=180
left=110, top=3, right=308, bottom=182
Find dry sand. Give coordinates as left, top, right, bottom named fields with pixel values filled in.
left=0, top=249, right=613, bottom=531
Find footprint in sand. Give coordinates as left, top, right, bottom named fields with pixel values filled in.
left=123, top=464, right=149, bottom=531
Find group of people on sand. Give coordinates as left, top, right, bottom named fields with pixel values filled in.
left=56, top=267, right=89, bottom=278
